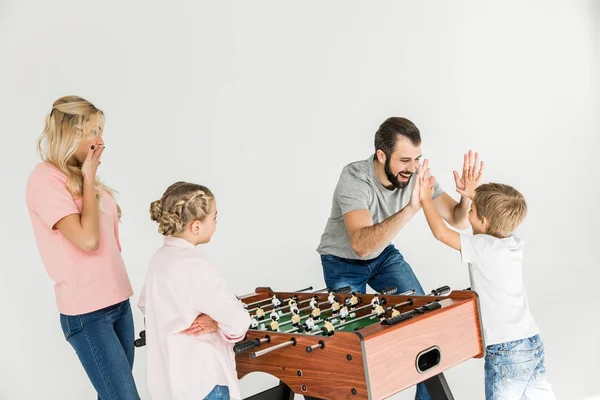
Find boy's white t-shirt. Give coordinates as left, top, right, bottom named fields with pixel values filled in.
left=460, top=233, right=539, bottom=346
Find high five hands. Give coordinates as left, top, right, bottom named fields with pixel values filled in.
left=416, top=150, right=484, bottom=203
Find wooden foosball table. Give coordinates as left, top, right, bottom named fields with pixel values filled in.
left=135, top=285, right=484, bottom=400
left=234, top=285, right=484, bottom=400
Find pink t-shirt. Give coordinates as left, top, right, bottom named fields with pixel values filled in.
left=26, top=162, right=133, bottom=315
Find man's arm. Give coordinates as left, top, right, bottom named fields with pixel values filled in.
left=344, top=207, right=417, bottom=258
left=432, top=193, right=471, bottom=230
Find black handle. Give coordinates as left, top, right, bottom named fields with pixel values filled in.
left=234, top=338, right=260, bottom=354
left=381, top=313, right=413, bottom=325
left=379, top=286, right=397, bottom=295
left=335, top=286, right=352, bottom=294
left=430, top=286, right=451, bottom=296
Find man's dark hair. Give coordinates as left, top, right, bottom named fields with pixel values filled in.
left=374, top=117, right=421, bottom=158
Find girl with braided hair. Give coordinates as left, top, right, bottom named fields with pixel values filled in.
left=139, top=181, right=250, bottom=400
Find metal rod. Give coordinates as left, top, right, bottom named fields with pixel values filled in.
left=245, top=297, right=272, bottom=308
left=398, top=289, right=416, bottom=296
left=250, top=339, right=296, bottom=359
left=391, top=299, right=414, bottom=310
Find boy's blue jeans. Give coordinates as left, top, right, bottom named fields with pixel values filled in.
left=485, top=334, right=554, bottom=399
left=320, top=244, right=430, bottom=400
left=59, top=299, right=140, bottom=400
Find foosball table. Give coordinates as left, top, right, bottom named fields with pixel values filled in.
left=135, top=285, right=484, bottom=400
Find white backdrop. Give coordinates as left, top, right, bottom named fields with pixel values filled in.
left=1, top=1, right=598, bottom=399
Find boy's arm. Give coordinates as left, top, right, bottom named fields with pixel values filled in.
left=422, top=197, right=461, bottom=251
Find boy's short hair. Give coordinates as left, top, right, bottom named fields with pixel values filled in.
left=474, top=183, right=527, bottom=238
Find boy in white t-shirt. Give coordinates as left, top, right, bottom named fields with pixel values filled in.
left=418, top=158, right=554, bottom=400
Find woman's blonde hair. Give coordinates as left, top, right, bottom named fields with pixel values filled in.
left=150, top=182, right=214, bottom=236
left=37, top=96, right=120, bottom=218
left=474, top=183, right=527, bottom=238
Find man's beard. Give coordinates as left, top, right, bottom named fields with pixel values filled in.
left=384, top=158, right=412, bottom=189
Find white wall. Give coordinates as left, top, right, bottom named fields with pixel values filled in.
left=1, top=0, right=598, bottom=399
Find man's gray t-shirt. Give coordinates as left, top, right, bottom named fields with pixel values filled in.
left=317, top=154, right=443, bottom=260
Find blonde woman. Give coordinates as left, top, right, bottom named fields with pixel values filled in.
left=25, top=96, right=141, bottom=399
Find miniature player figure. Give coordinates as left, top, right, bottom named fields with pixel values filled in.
left=241, top=301, right=248, bottom=310
left=349, top=293, right=359, bottom=309
left=289, top=299, right=299, bottom=315
left=309, top=296, right=318, bottom=310
left=327, top=291, right=335, bottom=304
left=291, top=309, right=301, bottom=327
left=270, top=309, right=280, bottom=322
left=331, top=301, right=340, bottom=315
left=256, top=306, right=265, bottom=321
left=304, top=315, right=315, bottom=331
left=391, top=309, right=400, bottom=318
left=311, top=307, right=321, bottom=320
left=370, top=295, right=380, bottom=309
left=339, top=305, right=349, bottom=321
left=250, top=316, right=259, bottom=328
left=323, top=320, right=335, bottom=336
left=374, top=304, right=386, bottom=319
left=269, top=314, right=280, bottom=332
left=271, top=295, right=281, bottom=308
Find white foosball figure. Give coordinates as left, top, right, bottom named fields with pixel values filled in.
left=371, top=295, right=380, bottom=309
left=288, top=299, right=299, bottom=315
left=305, top=315, right=316, bottom=331
left=250, top=316, right=258, bottom=328
left=270, top=310, right=280, bottom=321
left=271, top=295, right=281, bottom=308
left=309, top=296, right=318, bottom=310
left=327, top=291, right=335, bottom=304
left=339, top=305, right=349, bottom=321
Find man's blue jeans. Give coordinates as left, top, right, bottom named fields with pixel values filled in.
left=60, top=299, right=140, bottom=400
left=320, top=244, right=430, bottom=400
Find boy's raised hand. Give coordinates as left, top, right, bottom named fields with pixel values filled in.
left=453, top=150, right=484, bottom=200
